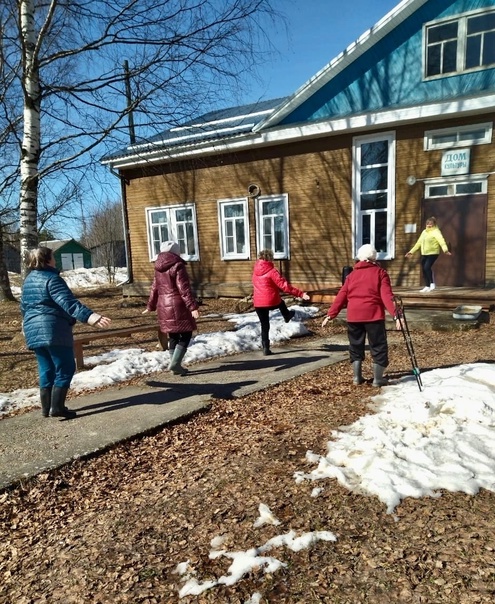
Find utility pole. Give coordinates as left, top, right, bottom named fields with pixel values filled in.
left=123, top=61, right=136, bottom=145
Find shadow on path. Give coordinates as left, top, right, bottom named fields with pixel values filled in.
left=76, top=379, right=258, bottom=417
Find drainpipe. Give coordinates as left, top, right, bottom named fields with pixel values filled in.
left=108, top=165, right=133, bottom=284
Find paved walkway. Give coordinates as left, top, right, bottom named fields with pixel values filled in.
left=0, top=308, right=482, bottom=491
left=0, top=337, right=349, bottom=490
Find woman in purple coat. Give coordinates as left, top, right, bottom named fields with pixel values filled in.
left=146, top=241, right=199, bottom=375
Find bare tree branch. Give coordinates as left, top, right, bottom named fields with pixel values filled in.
left=0, top=0, right=283, bottom=285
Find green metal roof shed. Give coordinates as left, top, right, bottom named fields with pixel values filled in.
left=40, top=239, right=92, bottom=271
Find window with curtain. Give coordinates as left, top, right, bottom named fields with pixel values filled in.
left=146, top=204, right=199, bottom=261
left=218, top=198, right=250, bottom=259
left=255, top=194, right=289, bottom=259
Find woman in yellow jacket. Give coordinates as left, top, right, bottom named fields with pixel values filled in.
left=405, top=216, right=452, bottom=292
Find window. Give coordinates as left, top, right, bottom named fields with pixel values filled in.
left=426, top=20, right=458, bottom=77
left=353, top=133, right=395, bottom=260
left=218, top=198, right=250, bottom=259
left=424, top=176, right=487, bottom=198
left=255, top=194, right=289, bottom=259
left=425, top=9, right=495, bottom=78
left=146, top=204, right=199, bottom=261
left=425, top=122, right=492, bottom=150
left=466, top=11, right=495, bottom=69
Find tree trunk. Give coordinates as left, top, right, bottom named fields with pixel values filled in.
left=0, top=226, right=16, bottom=302
left=19, top=0, right=42, bottom=279
left=0, top=262, right=16, bottom=303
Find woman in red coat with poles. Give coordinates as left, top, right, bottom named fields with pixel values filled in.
left=146, top=241, right=199, bottom=376
left=322, top=244, right=401, bottom=387
left=252, top=249, right=310, bottom=355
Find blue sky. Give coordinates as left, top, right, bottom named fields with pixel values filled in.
left=68, top=0, right=402, bottom=239
left=249, top=0, right=400, bottom=102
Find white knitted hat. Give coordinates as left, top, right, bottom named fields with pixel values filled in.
left=160, top=241, right=180, bottom=255
left=356, top=244, right=377, bottom=262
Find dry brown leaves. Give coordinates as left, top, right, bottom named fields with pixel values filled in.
left=1, top=292, right=495, bottom=603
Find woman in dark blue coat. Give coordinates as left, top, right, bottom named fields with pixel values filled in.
left=21, top=247, right=111, bottom=418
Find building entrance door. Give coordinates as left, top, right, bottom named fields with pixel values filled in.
left=422, top=195, right=486, bottom=287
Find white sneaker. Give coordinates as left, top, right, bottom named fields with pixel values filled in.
left=429, top=283, right=436, bottom=291
left=419, top=286, right=430, bottom=293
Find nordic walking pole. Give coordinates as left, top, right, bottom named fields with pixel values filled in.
left=394, top=295, right=423, bottom=391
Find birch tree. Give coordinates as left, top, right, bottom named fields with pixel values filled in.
left=0, top=0, right=281, bottom=281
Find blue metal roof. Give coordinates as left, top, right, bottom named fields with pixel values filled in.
left=102, top=0, right=495, bottom=168
left=102, top=97, right=288, bottom=163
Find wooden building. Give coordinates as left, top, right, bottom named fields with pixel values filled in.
left=102, top=0, right=495, bottom=298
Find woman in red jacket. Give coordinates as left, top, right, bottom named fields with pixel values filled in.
left=322, top=244, right=401, bottom=387
left=146, top=241, right=199, bottom=375
left=252, top=249, right=310, bottom=355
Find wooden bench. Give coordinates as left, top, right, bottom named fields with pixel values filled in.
left=73, top=324, right=160, bottom=370
left=72, top=315, right=235, bottom=370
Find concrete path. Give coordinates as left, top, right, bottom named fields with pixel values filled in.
left=0, top=307, right=482, bottom=491
left=0, top=338, right=349, bottom=490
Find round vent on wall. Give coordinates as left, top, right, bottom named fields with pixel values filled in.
left=247, top=183, right=261, bottom=198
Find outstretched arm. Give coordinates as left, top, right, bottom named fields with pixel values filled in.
left=435, top=230, right=452, bottom=255
left=405, top=231, right=424, bottom=257
left=270, top=269, right=307, bottom=299
left=322, top=282, right=349, bottom=326
left=379, top=271, right=398, bottom=319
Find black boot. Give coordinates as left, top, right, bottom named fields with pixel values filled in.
left=372, top=364, right=388, bottom=387
left=284, top=310, right=296, bottom=323
left=262, top=340, right=272, bottom=355
left=352, top=361, right=364, bottom=385
left=49, top=386, right=76, bottom=418
left=40, top=387, right=52, bottom=417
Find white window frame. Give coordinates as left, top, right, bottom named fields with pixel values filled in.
left=217, top=197, right=250, bottom=260
left=424, top=174, right=488, bottom=198
left=146, top=203, right=199, bottom=261
left=352, top=132, right=396, bottom=261
left=255, top=194, right=289, bottom=260
left=424, top=8, right=495, bottom=79
left=424, top=122, right=493, bottom=150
